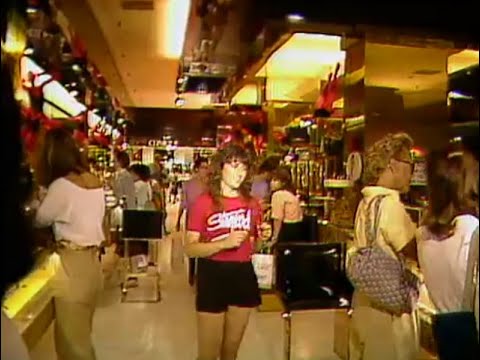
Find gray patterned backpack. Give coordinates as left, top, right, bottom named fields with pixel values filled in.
left=347, top=195, right=419, bottom=315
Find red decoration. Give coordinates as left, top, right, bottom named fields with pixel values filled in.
left=315, top=63, right=343, bottom=116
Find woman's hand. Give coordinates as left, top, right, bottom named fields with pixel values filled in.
left=222, top=230, right=248, bottom=249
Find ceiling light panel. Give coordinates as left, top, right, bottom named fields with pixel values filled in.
left=256, top=33, right=345, bottom=79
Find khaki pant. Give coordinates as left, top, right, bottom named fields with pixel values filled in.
left=52, top=248, right=102, bottom=360
left=348, top=292, right=419, bottom=360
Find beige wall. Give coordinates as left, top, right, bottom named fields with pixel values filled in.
left=344, top=39, right=450, bottom=151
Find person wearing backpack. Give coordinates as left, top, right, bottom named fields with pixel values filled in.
left=348, top=133, right=419, bottom=360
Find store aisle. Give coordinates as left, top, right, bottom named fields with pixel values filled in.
left=30, top=203, right=341, bottom=360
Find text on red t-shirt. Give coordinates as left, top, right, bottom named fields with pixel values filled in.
left=187, top=193, right=261, bottom=262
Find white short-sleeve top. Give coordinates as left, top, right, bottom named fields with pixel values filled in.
left=35, top=178, right=105, bottom=247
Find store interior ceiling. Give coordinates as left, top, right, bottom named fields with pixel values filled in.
left=63, top=0, right=478, bottom=111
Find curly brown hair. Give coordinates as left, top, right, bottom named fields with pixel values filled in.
left=209, top=144, right=256, bottom=209
left=363, top=132, right=414, bottom=185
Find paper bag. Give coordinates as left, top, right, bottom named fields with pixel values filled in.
left=252, top=254, right=275, bottom=290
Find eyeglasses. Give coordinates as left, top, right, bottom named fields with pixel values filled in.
left=394, top=158, right=414, bottom=172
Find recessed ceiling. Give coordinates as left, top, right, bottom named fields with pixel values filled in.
left=448, top=49, right=479, bottom=74
left=365, top=43, right=449, bottom=93
left=256, top=33, right=345, bottom=79
left=86, top=0, right=191, bottom=108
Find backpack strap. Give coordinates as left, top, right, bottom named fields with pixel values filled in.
left=462, top=226, right=479, bottom=311
left=365, top=195, right=387, bottom=246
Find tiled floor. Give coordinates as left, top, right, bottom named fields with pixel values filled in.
left=30, top=204, right=341, bottom=360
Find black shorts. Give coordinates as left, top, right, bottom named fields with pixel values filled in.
left=196, top=258, right=261, bottom=313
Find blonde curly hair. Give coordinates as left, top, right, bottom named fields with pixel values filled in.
left=363, top=132, right=414, bottom=185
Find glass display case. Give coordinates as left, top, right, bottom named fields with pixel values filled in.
left=2, top=249, right=56, bottom=349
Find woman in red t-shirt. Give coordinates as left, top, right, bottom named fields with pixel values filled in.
left=185, top=144, right=262, bottom=360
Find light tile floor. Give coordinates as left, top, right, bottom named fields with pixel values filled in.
left=30, top=203, right=341, bottom=360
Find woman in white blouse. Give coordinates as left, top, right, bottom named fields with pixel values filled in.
left=270, top=167, right=304, bottom=243
left=36, top=129, right=105, bottom=360
left=417, top=150, right=479, bottom=319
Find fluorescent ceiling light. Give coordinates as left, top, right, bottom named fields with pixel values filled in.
left=158, top=0, right=191, bottom=59
left=287, top=14, right=305, bottom=22
left=21, top=56, right=44, bottom=75
left=21, top=57, right=87, bottom=116
left=448, top=50, right=479, bottom=74
left=43, top=80, right=87, bottom=116
left=256, top=33, right=345, bottom=79
left=448, top=91, right=474, bottom=99
left=33, top=74, right=52, bottom=87
left=43, top=103, right=68, bottom=119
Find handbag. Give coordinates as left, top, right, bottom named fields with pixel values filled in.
left=252, top=253, right=275, bottom=290
left=433, top=226, right=479, bottom=360
left=347, top=195, right=419, bottom=315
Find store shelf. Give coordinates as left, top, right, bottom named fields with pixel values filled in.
left=324, top=179, right=351, bottom=188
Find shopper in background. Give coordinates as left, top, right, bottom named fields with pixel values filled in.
left=130, top=164, right=154, bottom=209
left=417, top=151, right=478, bottom=313
left=150, top=157, right=168, bottom=234
left=151, top=154, right=167, bottom=187
left=251, top=156, right=280, bottom=205
left=176, top=157, right=210, bottom=232
left=1, top=37, right=35, bottom=360
left=349, top=133, right=419, bottom=360
left=416, top=150, right=478, bottom=358
left=176, top=157, right=210, bottom=285
left=148, top=163, right=167, bottom=216
left=185, top=145, right=262, bottom=360
left=270, top=166, right=304, bottom=243
left=169, top=171, right=181, bottom=204
left=113, top=151, right=136, bottom=209
left=36, top=128, right=105, bottom=360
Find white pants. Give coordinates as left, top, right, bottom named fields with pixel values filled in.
left=52, top=248, right=102, bottom=360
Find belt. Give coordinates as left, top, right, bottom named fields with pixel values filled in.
left=57, top=241, right=99, bottom=251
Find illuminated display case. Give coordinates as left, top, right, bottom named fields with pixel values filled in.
left=2, top=250, right=56, bottom=349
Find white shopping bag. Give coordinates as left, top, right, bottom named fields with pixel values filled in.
left=252, top=254, right=275, bottom=290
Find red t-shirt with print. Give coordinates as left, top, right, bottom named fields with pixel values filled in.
left=187, top=193, right=262, bottom=262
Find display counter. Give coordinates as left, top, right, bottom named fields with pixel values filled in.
left=2, top=250, right=56, bottom=350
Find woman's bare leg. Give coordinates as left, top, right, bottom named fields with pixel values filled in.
left=197, top=312, right=225, bottom=360
left=221, top=306, right=252, bottom=360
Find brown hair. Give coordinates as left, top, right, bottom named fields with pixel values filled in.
left=209, top=144, right=255, bottom=209
left=115, top=151, right=130, bottom=169
left=39, top=128, right=88, bottom=186
left=422, top=150, right=478, bottom=237
left=272, top=166, right=295, bottom=195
